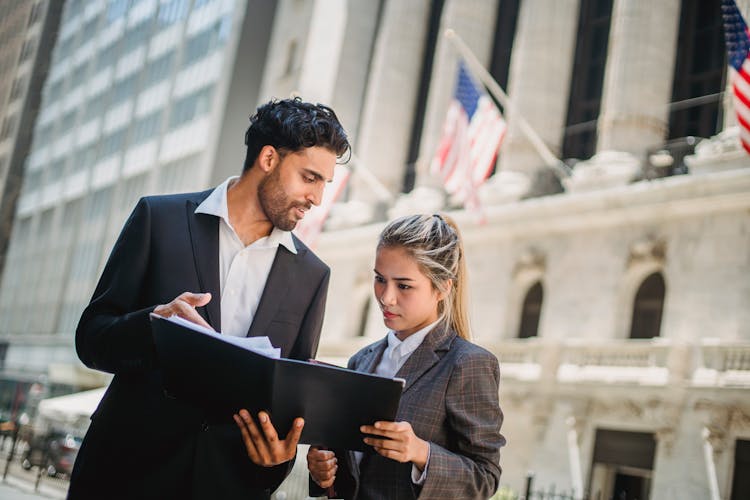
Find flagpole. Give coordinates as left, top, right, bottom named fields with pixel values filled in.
left=445, top=29, right=572, bottom=178
left=349, top=154, right=395, bottom=202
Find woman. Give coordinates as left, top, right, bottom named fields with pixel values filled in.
left=307, top=214, right=505, bottom=499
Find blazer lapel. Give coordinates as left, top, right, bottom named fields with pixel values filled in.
left=396, top=323, right=456, bottom=393
left=186, top=199, right=221, bottom=330
left=358, top=338, right=388, bottom=375
left=247, top=245, right=297, bottom=338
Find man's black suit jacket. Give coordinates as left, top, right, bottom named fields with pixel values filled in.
left=68, top=189, right=330, bottom=500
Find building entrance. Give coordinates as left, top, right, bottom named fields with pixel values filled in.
left=589, top=429, right=655, bottom=500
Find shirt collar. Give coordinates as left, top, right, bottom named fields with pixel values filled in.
left=386, top=319, right=441, bottom=358
left=195, top=176, right=297, bottom=254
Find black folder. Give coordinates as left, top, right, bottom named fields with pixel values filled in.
left=150, top=315, right=403, bottom=451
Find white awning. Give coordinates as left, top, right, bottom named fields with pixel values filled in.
left=37, top=387, right=107, bottom=426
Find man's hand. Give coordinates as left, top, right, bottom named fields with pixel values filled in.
left=233, top=410, right=303, bottom=466
left=153, top=292, right=213, bottom=329
left=361, top=421, right=429, bottom=470
left=307, top=447, right=337, bottom=489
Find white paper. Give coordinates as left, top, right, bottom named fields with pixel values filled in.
left=163, top=315, right=281, bottom=359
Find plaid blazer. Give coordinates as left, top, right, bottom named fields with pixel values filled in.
left=312, top=323, right=505, bottom=499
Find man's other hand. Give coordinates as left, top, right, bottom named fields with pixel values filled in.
left=233, top=410, right=303, bottom=466
left=153, top=292, right=213, bottom=330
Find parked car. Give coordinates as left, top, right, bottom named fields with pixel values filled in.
left=21, top=431, right=82, bottom=477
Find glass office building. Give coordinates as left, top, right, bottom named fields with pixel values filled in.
left=0, top=0, right=276, bottom=398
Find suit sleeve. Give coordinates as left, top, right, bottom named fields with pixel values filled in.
left=288, top=267, right=330, bottom=360
left=417, top=350, right=504, bottom=499
left=75, top=197, right=157, bottom=374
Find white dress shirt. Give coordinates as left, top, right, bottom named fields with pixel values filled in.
left=195, top=176, right=297, bottom=337
left=359, top=319, right=441, bottom=485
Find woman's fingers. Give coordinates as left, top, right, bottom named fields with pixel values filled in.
left=307, top=447, right=337, bottom=487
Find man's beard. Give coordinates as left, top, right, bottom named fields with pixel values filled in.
left=258, top=169, right=310, bottom=231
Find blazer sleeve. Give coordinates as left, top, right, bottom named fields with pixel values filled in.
left=288, top=266, right=330, bottom=360
left=418, top=349, right=504, bottom=499
left=75, top=197, right=157, bottom=374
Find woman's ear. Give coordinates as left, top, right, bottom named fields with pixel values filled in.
left=437, top=279, right=453, bottom=301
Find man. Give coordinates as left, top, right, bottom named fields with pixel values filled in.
left=68, top=98, right=350, bottom=499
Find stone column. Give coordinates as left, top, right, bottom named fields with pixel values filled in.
left=296, top=0, right=348, bottom=103
left=328, top=0, right=382, bottom=145
left=497, top=0, right=580, bottom=179
left=255, top=0, right=348, bottom=104
left=596, top=0, right=681, bottom=154
left=348, top=0, right=432, bottom=206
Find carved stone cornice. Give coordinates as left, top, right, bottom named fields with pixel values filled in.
left=692, top=400, right=750, bottom=455
left=513, top=247, right=546, bottom=277
left=627, top=235, right=666, bottom=266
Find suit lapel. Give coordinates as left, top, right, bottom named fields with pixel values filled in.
left=357, top=338, right=388, bottom=375
left=186, top=198, right=221, bottom=330
left=396, top=323, right=456, bottom=393
left=247, top=245, right=298, bottom=338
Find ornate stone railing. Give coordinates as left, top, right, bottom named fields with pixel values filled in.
left=483, top=339, right=750, bottom=389
left=692, top=341, right=750, bottom=388
left=483, top=339, right=545, bottom=382
left=555, top=340, right=672, bottom=385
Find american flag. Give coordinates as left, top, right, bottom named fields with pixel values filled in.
left=431, top=61, right=507, bottom=208
left=723, top=0, right=750, bottom=154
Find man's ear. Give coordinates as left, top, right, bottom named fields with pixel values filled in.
left=257, top=145, right=277, bottom=173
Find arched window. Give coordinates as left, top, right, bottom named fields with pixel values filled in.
left=629, top=272, right=665, bottom=339
left=518, top=282, right=543, bottom=339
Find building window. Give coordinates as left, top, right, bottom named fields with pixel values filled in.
left=732, top=440, right=750, bottom=500
left=80, top=15, right=101, bottom=43
left=284, top=39, right=298, bottom=76
left=668, top=0, right=725, bottom=140
left=158, top=0, right=189, bottom=26
left=28, top=2, right=42, bottom=26
left=168, top=86, right=213, bottom=129
left=96, top=42, right=119, bottom=72
left=111, top=74, right=139, bottom=106
left=182, top=18, right=232, bottom=67
left=518, top=281, right=543, bottom=339
left=9, top=76, right=26, bottom=101
left=98, top=128, right=127, bottom=160
left=357, top=297, right=371, bottom=337
left=562, top=0, right=614, bottom=161
left=84, top=92, right=109, bottom=122
left=489, top=0, right=521, bottom=107
left=122, top=20, right=152, bottom=55
left=0, top=114, right=18, bottom=140
left=629, top=272, right=665, bottom=339
left=404, top=0, right=445, bottom=192
left=131, top=111, right=163, bottom=145
left=144, top=51, right=176, bottom=88
left=18, top=39, right=35, bottom=64
left=590, top=429, right=655, bottom=500
left=107, top=0, right=131, bottom=23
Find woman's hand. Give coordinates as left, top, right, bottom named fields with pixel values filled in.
left=361, top=421, right=430, bottom=471
left=307, top=447, right=337, bottom=488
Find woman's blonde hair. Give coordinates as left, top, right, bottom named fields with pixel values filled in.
left=377, top=213, right=471, bottom=340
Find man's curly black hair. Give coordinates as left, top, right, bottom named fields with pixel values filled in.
left=243, top=97, right=351, bottom=172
